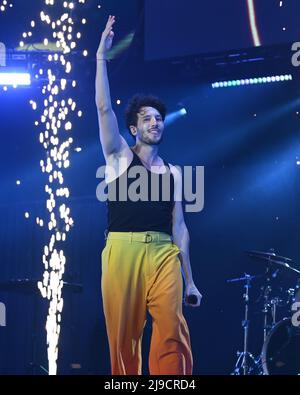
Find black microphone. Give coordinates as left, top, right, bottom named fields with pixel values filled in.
left=186, top=294, right=198, bottom=305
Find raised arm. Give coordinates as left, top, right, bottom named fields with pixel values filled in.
left=95, top=15, right=126, bottom=159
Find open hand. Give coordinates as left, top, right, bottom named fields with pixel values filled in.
left=97, top=15, right=116, bottom=58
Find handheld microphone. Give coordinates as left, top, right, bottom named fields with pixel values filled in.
left=186, top=294, right=198, bottom=305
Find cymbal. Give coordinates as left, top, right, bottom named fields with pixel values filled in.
left=246, top=250, right=292, bottom=262
left=245, top=251, right=300, bottom=275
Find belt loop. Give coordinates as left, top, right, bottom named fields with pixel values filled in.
left=130, top=232, right=132, bottom=244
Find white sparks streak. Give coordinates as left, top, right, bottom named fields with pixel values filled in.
left=246, top=0, right=262, bottom=47
left=20, top=0, right=86, bottom=375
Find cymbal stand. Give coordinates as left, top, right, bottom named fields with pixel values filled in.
left=230, top=274, right=258, bottom=375
left=262, top=284, right=272, bottom=342
left=261, top=267, right=279, bottom=342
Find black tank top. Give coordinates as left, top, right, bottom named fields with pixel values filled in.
left=106, top=149, right=174, bottom=235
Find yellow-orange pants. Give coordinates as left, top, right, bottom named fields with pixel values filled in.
left=101, top=231, right=193, bottom=375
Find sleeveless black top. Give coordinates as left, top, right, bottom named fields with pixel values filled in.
left=106, top=149, right=174, bottom=235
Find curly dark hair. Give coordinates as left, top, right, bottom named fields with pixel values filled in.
left=125, top=94, right=167, bottom=138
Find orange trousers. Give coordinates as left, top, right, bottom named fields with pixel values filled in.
left=101, top=231, right=193, bottom=375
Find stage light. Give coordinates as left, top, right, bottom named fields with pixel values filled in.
left=165, top=107, right=188, bottom=126
left=212, top=74, right=293, bottom=89
left=0, top=72, right=31, bottom=86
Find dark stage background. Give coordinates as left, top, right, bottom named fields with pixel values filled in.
left=0, top=0, right=300, bottom=375
left=145, top=0, right=300, bottom=60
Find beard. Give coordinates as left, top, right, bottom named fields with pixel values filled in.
left=140, top=131, right=164, bottom=146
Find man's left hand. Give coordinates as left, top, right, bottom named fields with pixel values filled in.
left=184, top=283, right=202, bottom=308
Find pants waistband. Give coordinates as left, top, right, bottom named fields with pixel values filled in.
left=106, top=231, right=173, bottom=243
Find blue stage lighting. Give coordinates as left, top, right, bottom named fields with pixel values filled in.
left=211, top=74, right=293, bottom=89
left=0, top=72, right=31, bottom=86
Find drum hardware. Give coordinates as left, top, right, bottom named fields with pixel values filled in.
left=292, top=279, right=300, bottom=303
left=230, top=250, right=300, bottom=375
left=227, top=274, right=261, bottom=375
left=247, top=249, right=300, bottom=340
left=261, top=272, right=282, bottom=341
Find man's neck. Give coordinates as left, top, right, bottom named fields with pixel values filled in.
left=132, top=143, right=160, bottom=165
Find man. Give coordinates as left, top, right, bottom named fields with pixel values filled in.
left=96, top=15, right=202, bottom=375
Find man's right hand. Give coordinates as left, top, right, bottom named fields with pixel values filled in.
left=97, top=15, right=116, bottom=59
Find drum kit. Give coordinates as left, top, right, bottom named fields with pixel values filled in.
left=228, top=250, right=300, bottom=375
